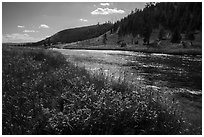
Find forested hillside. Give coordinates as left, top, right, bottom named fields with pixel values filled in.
left=113, top=2, right=201, bottom=44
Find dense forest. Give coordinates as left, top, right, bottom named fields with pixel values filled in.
left=113, top=2, right=202, bottom=44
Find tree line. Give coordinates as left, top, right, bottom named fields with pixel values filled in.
left=112, top=2, right=201, bottom=44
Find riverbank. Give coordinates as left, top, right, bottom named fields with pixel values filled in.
left=62, top=44, right=202, bottom=56
left=2, top=46, right=200, bottom=135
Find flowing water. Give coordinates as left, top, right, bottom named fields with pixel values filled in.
left=53, top=48, right=202, bottom=129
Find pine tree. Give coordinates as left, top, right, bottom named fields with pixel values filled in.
left=185, top=31, right=195, bottom=46
left=103, top=33, right=107, bottom=45
left=171, top=29, right=182, bottom=43
left=143, top=25, right=152, bottom=45
left=158, top=27, right=165, bottom=40
left=185, top=31, right=195, bottom=41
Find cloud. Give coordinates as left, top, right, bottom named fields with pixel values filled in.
left=17, top=25, right=25, bottom=28
left=39, top=24, right=49, bottom=28
left=91, top=8, right=125, bottom=15
left=100, top=3, right=110, bottom=6
left=2, top=33, right=37, bottom=43
left=23, top=30, right=36, bottom=33
left=80, top=18, right=88, bottom=22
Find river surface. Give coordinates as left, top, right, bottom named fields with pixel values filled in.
left=53, top=48, right=202, bottom=129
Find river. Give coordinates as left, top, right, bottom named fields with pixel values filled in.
left=53, top=48, right=202, bottom=129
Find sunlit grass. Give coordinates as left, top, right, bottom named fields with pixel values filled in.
left=2, top=46, right=196, bottom=135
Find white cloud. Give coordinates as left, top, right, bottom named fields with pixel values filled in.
left=2, top=33, right=38, bottom=43
left=23, top=30, right=36, bottom=33
left=91, top=8, right=125, bottom=15
left=39, top=24, right=49, bottom=28
left=100, top=3, right=110, bottom=6
left=17, top=25, right=25, bottom=28
left=80, top=18, right=88, bottom=22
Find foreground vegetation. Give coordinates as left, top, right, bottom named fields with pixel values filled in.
left=2, top=46, right=197, bottom=135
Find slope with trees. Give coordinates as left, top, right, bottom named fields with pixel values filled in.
left=115, top=2, right=201, bottom=44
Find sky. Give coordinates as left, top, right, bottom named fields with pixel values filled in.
left=2, top=2, right=146, bottom=43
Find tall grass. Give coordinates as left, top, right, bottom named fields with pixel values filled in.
left=2, top=46, right=194, bottom=135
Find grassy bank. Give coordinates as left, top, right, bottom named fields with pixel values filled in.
left=59, top=28, right=202, bottom=56
left=2, top=46, right=197, bottom=135
left=62, top=45, right=201, bottom=56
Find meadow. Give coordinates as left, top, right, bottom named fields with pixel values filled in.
left=2, top=46, right=197, bottom=135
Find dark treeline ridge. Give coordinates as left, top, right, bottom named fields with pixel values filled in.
left=37, top=23, right=113, bottom=46
left=113, top=2, right=201, bottom=43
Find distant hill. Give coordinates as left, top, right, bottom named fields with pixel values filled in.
left=36, top=23, right=113, bottom=46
